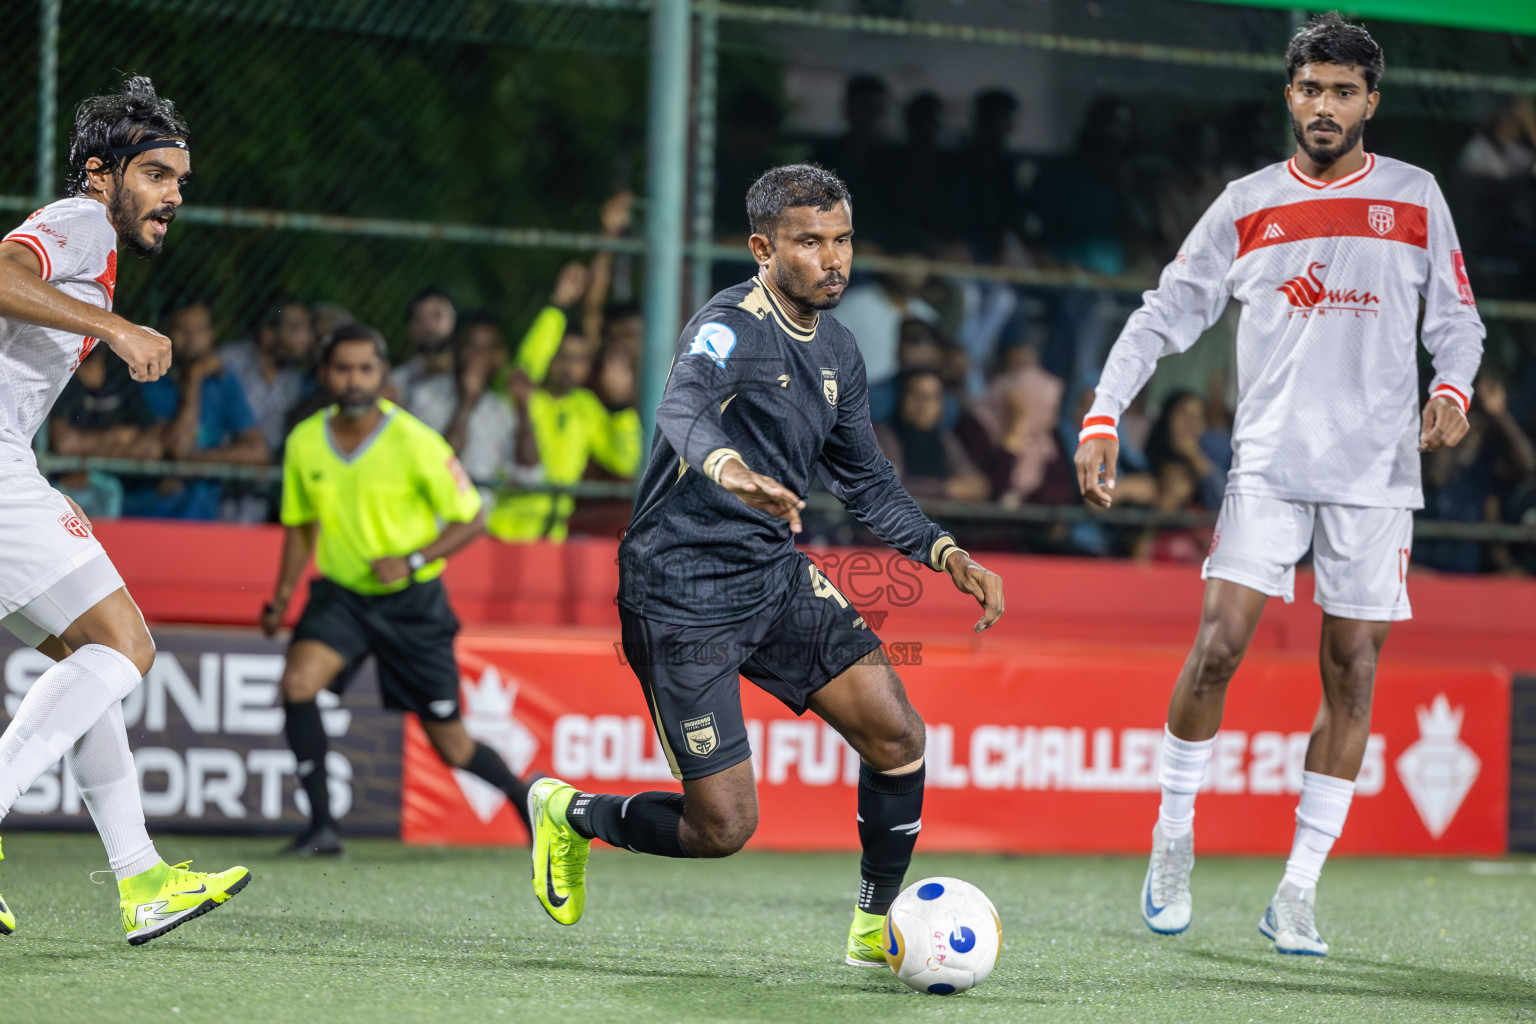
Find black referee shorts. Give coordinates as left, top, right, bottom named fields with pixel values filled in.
left=619, top=551, right=885, bottom=781
left=291, top=576, right=462, bottom=722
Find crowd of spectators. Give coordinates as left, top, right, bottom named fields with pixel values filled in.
left=45, top=194, right=644, bottom=545
left=39, top=81, right=1536, bottom=572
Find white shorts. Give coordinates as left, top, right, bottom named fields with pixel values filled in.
left=0, top=461, right=124, bottom=646
left=1202, top=493, right=1413, bottom=622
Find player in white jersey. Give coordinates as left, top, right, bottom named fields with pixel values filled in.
left=0, top=76, right=250, bottom=945
left=1074, top=15, right=1483, bottom=956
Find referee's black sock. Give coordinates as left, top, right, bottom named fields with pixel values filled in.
left=284, top=699, right=333, bottom=827
left=856, top=761, right=926, bottom=915
left=564, top=791, right=692, bottom=858
left=461, top=742, right=533, bottom=831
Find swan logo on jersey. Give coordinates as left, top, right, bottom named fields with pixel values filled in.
left=688, top=322, right=737, bottom=368
left=1277, top=262, right=1381, bottom=318
left=1367, top=204, right=1395, bottom=236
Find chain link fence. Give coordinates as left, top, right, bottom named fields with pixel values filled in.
left=1, top=0, right=1534, bottom=561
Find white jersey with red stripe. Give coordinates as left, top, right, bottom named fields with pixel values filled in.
left=0, top=197, right=119, bottom=467
left=1085, top=153, right=1484, bottom=510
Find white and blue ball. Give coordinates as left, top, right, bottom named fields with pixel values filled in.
left=883, top=876, right=1001, bottom=995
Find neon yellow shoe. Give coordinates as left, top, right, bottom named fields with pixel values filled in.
left=845, top=907, right=889, bottom=967
left=119, top=859, right=251, bottom=946
left=0, top=835, right=15, bottom=936
left=528, top=777, right=590, bottom=926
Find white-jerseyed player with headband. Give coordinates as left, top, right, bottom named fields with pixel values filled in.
left=1075, top=13, right=1483, bottom=956
left=0, top=75, right=250, bottom=945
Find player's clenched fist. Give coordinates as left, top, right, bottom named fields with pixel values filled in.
left=716, top=457, right=806, bottom=534
left=1074, top=437, right=1119, bottom=509
left=108, top=321, right=172, bottom=382
left=1418, top=396, right=1469, bottom=452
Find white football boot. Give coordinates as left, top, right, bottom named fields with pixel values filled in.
left=1140, top=824, right=1194, bottom=934
left=1259, top=880, right=1328, bottom=956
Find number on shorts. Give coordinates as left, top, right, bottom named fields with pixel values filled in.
left=808, top=563, right=849, bottom=608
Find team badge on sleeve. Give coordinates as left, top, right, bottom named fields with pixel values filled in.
left=446, top=455, right=472, bottom=492
left=687, top=322, right=738, bottom=368
left=1451, top=250, right=1476, bottom=306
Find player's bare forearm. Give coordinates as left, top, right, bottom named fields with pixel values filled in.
left=944, top=549, right=1005, bottom=633
left=419, top=510, right=487, bottom=563
left=0, top=245, right=126, bottom=342
left=272, top=524, right=315, bottom=607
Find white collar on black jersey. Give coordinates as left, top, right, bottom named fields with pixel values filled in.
left=1287, top=152, right=1376, bottom=190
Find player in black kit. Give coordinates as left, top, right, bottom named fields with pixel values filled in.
left=527, top=165, right=1004, bottom=964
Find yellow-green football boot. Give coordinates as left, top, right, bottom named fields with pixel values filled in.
left=528, top=777, right=591, bottom=926
left=119, top=859, right=251, bottom=946
left=844, top=907, right=888, bottom=966
left=0, top=835, right=15, bottom=936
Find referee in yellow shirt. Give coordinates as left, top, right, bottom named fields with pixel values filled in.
left=261, top=324, right=532, bottom=855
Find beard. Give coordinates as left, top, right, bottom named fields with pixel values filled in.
left=337, top=390, right=380, bottom=418
left=108, top=188, right=171, bottom=257
left=1289, top=113, right=1366, bottom=170
left=771, top=261, right=846, bottom=311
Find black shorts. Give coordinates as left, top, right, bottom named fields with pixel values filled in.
left=619, top=552, right=884, bottom=781
left=291, top=576, right=462, bottom=722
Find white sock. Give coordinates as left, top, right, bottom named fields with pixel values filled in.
left=69, top=701, right=160, bottom=881
left=1282, top=770, right=1355, bottom=890
left=1157, top=725, right=1215, bottom=840
left=0, top=644, right=143, bottom=820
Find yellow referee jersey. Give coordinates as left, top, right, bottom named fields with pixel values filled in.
left=281, top=400, right=482, bottom=595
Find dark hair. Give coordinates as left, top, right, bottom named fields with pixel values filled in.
left=258, top=296, right=308, bottom=333
left=320, top=322, right=387, bottom=366
left=1144, top=390, right=1205, bottom=476
left=746, top=164, right=851, bottom=239
left=455, top=310, right=501, bottom=335
left=1286, top=12, right=1384, bottom=92
left=68, top=75, right=189, bottom=196
left=845, top=74, right=887, bottom=102
left=406, top=286, right=455, bottom=318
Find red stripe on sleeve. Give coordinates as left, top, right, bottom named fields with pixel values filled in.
left=1433, top=384, right=1469, bottom=414
left=1082, top=415, right=1116, bottom=428
left=4, top=233, right=52, bottom=279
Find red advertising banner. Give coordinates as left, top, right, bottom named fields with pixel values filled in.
left=401, top=632, right=1509, bottom=855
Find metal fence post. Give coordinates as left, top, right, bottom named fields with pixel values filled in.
left=36, top=0, right=61, bottom=206
left=689, top=0, right=719, bottom=312
left=639, top=0, right=693, bottom=459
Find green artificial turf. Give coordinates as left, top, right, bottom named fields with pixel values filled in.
left=0, top=832, right=1532, bottom=1023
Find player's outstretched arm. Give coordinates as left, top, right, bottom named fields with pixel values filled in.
left=0, top=242, right=171, bottom=381
left=1419, top=396, right=1470, bottom=452
left=716, top=456, right=805, bottom=534
left=944, top=549, right=1004, bottom=633
left=1073, top=436, right=1120, bottom=508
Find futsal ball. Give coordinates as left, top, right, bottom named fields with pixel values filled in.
left=883, top=876, right=1001, bottom=995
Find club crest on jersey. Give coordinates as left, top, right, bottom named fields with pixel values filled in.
left=680, top=713, right=720, bottom=757
left=1367, top=204, right=1395, bottom=237
left=820, top=367, right=839, bottom=406
left=58, top=510, right=89, bottom=539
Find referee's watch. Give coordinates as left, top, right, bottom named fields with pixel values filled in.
left=406, top=551, right=428, bottom=573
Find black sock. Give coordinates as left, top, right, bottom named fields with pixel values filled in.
left=564, top=791, right=692, bottom=858
left=284, top=700, right=332, bottom=827
left=461, top=742, right=532, bottom=831
left=856, top=761, right=925, bottom=915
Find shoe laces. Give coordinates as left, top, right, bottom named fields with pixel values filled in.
left=1152, top=838, right=1194, bottom=906
left=1276, top=889, right=1318, bottom=938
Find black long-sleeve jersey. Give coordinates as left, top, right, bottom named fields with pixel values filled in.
left=617, top=276, right=958, bottom=626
